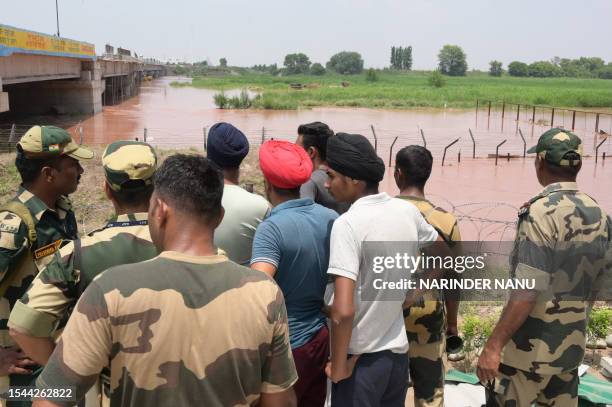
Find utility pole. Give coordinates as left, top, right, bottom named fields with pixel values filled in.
left=55, top=0, right=60, bottom=37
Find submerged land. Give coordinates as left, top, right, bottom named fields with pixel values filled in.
left=172, top=71, right=612, bottom=110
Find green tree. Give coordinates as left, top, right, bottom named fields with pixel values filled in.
left=508, top=61, right=529, bottom=77
left=428, top=70, right=446, bottom=87
left=326, top=51, right=364, bottom=75
left=310, top=63, right=326, bottom=76
left=390, top=46, right=396, bottom=68
left=365, top=68, right=378, bottom=82
left=438, top=45, right=468, bottom=76
left=283, top=53, right=312, bottom=75
left=597, top=63, right=612, bottom=79
left=219, top=58, right=227, bottom=67
left=489, top=60, right=503, bottom=77
left=402, top=46, right=413, bottom=70
left=528, top=61, right=560, bottom=77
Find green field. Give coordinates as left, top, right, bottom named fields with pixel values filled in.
left=173, top=71, right=612, bottom=110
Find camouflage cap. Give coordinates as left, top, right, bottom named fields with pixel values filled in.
left=102, top=141, right=157, bottom=191
left=17, top=125, right=94, bottom=160
left=527, top=128, right=583, bottom=167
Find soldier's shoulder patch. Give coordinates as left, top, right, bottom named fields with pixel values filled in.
left=0, top=211, right=24, bottom=234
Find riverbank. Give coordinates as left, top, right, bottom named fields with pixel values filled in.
left=172, top=71, right=612, bottom=110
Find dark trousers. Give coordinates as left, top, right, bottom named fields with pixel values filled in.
left=331, top=351, right=409, bottom=407
left=293, top=325, right=329, bottom=407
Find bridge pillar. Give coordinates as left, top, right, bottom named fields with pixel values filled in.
left=0, top=77, right=9, bottom=113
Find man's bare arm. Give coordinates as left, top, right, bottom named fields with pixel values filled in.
left=9, top=328, right=55, bottom=366
left=251, top=262, right=278, bottom=278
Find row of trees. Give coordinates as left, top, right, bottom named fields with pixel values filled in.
left=280, top=52, right=364, bottom=76
left=390, top=46, right=412, bottom=70
left=504, top=58, right=611, bottom=79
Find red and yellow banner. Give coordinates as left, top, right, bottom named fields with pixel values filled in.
left=0, top=24, right=95, bottom=59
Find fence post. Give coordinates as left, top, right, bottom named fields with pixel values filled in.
left=475, top=99, right=479, bottom=127
left=487, top=101, right=492, bottom=130
left=516, top=104, right=521, bottom=133
left=143, top=128, right=147, bottom=143
left=79, top=127, right=84, bottom=145
left=370, top=125, right=378, bottom=153
left=596, top=138, right=606, bottom=163
left=532, top=105, right=536, bottom=131
left=501, top=102, right=505, bottom=132
left=8, top=124, right=16, bottom=143
left=442, top=138, right=460, bottom=167
left=469, top=128, right=476, bottom=158
left=518, top=128, right=526, bottom=158
left=458, top=150, right=461, bottom=163
left=550, top=108, right=555, bottom=128
left=571, top=111, right=576, bottom=131
left=203, top=127, right=207, bottom=151
left=595, top=114, right=600, bottom=133
left=261, top=127, right=265, bottom=144
left=420, top=129, right=427, bottom=149
left=388, top=136, right=399, bottom=167
left=495, top=139, right=507, bottom=166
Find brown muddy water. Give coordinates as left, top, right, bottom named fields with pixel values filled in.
left=2, top=77, right=611, bottom=240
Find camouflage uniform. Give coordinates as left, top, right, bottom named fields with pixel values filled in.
left=8, top=140, right=158, bottom=406
left=36, top=252, right=298, bottom=406
left=398, top=196, right=461, bottom=407
left=0, top=126, right=93, bottom=396
left=496, top=129, right=610, bottom=406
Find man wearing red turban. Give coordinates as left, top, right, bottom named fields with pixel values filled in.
left=252, top=140, right=338, bottom=407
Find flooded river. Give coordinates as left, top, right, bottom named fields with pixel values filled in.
left=2, top=77, right=611, bottom=240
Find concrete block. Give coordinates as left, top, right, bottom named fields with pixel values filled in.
left=0, top=92, right=9, bottom=113
left=80, top=71, right=92, bottom=81
left=601, top=356, right=612, bottom=378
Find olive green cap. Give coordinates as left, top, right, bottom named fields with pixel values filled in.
left=527, top=128, right=583, bottom=167
left=17, top=125, right=94, bottom=160
left=102, top=141, right=157, bottom=191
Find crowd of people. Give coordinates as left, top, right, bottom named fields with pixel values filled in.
left=0, top=122, right=609, bottom=407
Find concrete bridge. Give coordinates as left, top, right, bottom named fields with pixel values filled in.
left=0, top=24, right=166, bottom=115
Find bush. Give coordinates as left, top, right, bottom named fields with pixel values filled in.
left=365, top=68, right=379, bottom=82
left=489, top=60, right=503, bottom=77
left=528, top=61, right=561, bottom=78
left=588, top=307, right=612, bottom=341
left=327, top=51, right=364, bottom=75
left=508, top=61, right=529, bottom=77
left=213, top=91, right=228, bottom=109
left=428, top=70, right=446, bottom=88
left=438, top=45, right=468, bottom=76
left=284, top=53, right=311, bottom=75
left=461, top=311, right=499, bottom=373
left=310, top=63, right=326, bottom=76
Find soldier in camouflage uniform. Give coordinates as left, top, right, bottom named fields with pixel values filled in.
left=0, top=126, right=93, bottom=400
left=394, top=145, right=461, bottom=407
left=477, top=128, right=610, bottom=406
left=33, top=154, right=298, bottom=407
left=8, top=141, right=158, bottom=370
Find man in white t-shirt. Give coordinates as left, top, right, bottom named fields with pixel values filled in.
left=324, top=133, right=440, bottom=407
left=207, top=122, right=270, bottom=265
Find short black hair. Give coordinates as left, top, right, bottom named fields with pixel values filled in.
left=153, top=154, right=223, bottom=222
left=297, top=122, right=334, bottom=161
left=14, top=148, right=62, bottom=185
left=395, top=145, right=433, bottom=189
left=108, top=182, right=154, bottom=207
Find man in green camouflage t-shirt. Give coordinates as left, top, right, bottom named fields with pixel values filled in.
left=8, top=141, right=159, bottom=369
left=0, top=126, right=93, bottom=397
left=477, top=128, right=610, bottom=406
left=33, top=154, right=298, bottom=407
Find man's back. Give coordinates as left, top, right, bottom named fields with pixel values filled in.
left=36, top=253, right=297, bottom=406
left=251, top=198, right=337, bottom=349
left=215, top=185, right=270, bottom=265
left=502, top=182, right=610, bottom=374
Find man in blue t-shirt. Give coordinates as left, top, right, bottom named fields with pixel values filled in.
left=252, top=140, right=338, bottom=407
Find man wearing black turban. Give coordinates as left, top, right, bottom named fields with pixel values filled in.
left=207, top=122, right=270, bottom=265
left=324, top=133, right=443, bottom=407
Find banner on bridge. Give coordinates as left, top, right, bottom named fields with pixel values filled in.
left=0, top=24, right=95, bottom=59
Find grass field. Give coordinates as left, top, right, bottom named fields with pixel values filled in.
left=173, top=71, right=612, bottom=110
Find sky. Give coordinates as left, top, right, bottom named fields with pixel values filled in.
left=2, top=0, right=611, bottom=70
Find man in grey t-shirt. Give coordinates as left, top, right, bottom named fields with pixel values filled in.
left=296, top=122, right=349, bottom=214
left=207, top=122, right=270, bottom=265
